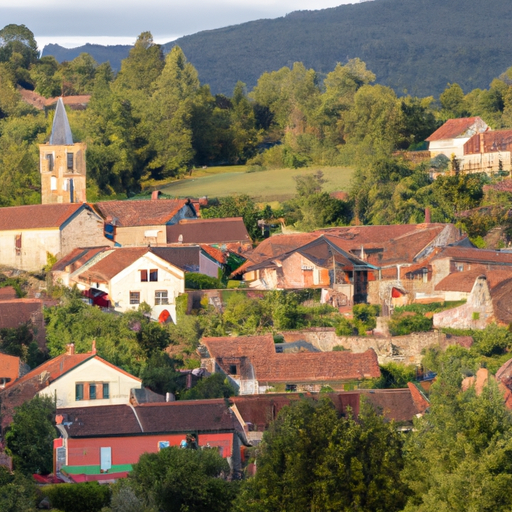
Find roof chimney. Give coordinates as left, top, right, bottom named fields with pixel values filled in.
left=66, top=343, right=75, bottom=355
left=425, top=208, right=431, bottom=224
left=91, top=340, right=96, bottom=354
left=151, top=191, right=161, bottom=200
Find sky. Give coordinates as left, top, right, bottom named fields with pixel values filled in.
left=0, top=0, right=356, bottom=50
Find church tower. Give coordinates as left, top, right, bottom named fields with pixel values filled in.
left=39, top=98, right=87, bottom=204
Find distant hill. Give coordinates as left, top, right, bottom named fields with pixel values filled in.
left=42, top=43, right=132, bottom=72
left=42, top=0, right=512, bottom=97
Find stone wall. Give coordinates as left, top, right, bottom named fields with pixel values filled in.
left=280, top=327, right=452, bottom=365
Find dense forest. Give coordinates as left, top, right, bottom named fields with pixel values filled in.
left=4, top=23, right=512, bottom=243
left=43, top=0, right=512, bottom=97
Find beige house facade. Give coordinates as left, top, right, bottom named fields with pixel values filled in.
left=39, top=353, right=142, bottom=408
left=0, top=203, right=108, bottom=272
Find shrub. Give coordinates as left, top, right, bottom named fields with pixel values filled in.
left=185, top=273, right=222, bottom=290
left=388, top=312, right=432, bottom=336
left=43, top=482, right=111, bottom=512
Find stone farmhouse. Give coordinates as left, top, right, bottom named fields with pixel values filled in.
left=199, top=334, right=380, bottom=394
left=0, top=203, right=109, bottom=272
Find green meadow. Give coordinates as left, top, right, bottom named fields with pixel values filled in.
left=158, top=166, right=355, bottom=202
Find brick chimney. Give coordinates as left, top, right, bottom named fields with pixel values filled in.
left=151, top=190, right=161, bottom=200
left=66, top=343, right=75, bottom=355
left=425, top=207, right=431, bottom=224
left=91, top=340, right=96, bottom=354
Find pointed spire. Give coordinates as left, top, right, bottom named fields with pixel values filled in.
left=49, top=98, right=74, bottom=145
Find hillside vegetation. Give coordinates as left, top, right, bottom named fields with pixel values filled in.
left=43, top=0, right=512, bottom=97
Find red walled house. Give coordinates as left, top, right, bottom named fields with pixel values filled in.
left=55, top=400, right=243, bottom=482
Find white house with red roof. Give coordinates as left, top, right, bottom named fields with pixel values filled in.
left=0, top=344, right=142, bottom=433
left=71, top=247, right=185, bottom=323
left=426, top=116, right=488, bottom=159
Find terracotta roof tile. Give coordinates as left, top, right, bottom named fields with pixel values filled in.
left=0, top=287, right=18, bottom=300
left=200, top=245, right=226, bottom=264
left=434, top=247, right=512, bottom=266
left=489, top=277, right=512, bottom=326
left=166, top=217, right=251, bottom=244
left=0, top=354, right=20, bottom=386
left=59, top=400, right=237, bottom=437
left=201, top=335, right=380, bottom=382
left=53, top=247, right=109, bottom=272
left=464, top=130, right=512, bottom=155
left=0, top=203, right=84, bottom=231
left=18, top=88, right=91, bottom=111
left=93, top=199, right=192, bottom=227
left=0, top=299, right=44, bottom=331
left=426, top=117, right=484, bottom=141
left=76, top=247, right=148, bottom=283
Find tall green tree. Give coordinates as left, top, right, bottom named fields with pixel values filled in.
left=237, top=397, right=407, bottom=512
left=147, top=46, right=200, bottom=178
left=402, top=366, right=512, bottom=512
left=127, top=446, right=236, bottom=512
left=5, top=395, right=56, bottom=475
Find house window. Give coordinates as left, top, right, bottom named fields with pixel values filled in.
left=140, top=270, right=148, bottom=282
left=46, top=154, right=54, bottom=171
left=150, top=269, right=158, bottom=282
left=67, top=152, right=74, bottom=170
left=155, top=290, right=169, bottom=305
left=229, top=365, right=237, bottom=375
left=103, top=383, right=109, bottom=399
left=50, top=176, right=57, bottom=191
left=75, top=383, right=84, bottom=401
left=130, top=291, right=140, bottom=305
left=456, top=263, right=464, bottom=272
left=15, top=234, right=21, bottom=256
left=89, top=384, right=96, bottom=400
left=285, top=384, right=297, bottom=392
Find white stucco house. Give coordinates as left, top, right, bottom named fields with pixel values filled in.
left=39, top=345, right=142, bottom=408
left=72, top=247, right=185, bottom=323
left=426, top=116, right=488, bottom=159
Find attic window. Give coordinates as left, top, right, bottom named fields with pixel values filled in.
left=103, top=383, right=109, bottom=399
left=75, top=383, right=84, bottom=401
left=150, top=269, right=158, bottom=282
left=229, top=365, right=237, bottom=375
left=67, top=153, right=74, bottom=170
left=285, top=384, right=297, bottom=392
left=140, top=270, right=148, bottom=282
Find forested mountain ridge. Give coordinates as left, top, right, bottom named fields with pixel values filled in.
left=43, top=0, right=512, bottom=96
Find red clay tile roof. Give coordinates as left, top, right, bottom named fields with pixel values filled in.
left=0, top=299, right=43, bottom=331
left=52, top=247, right=109, bottom=272
left=0, top=354, right=20, bottom=385
left=489, top=277, right=512, bottom=326
left=18, top=88, right=91, bottom=111
left=93, top=199, right=192, bottom=227
left=58, top=400, right=237, bottom=437
left=464, top=129, right=512, bottom=155
left=166, top=217, right=251, bottom=244
left=76, top=247, right=147, bottom=283
left=0, top=287, right=18, bottom=300
left=485, top=179, right=512, bottom=193
left=231, top=389, right=426, bottom=428
left=435, top=268, right=485, bottom=293
left=0, top=203, right=85, bottom=231
left=200, top=245, right=226, bottom=264
left=434, top=247, right=512, bottom=266
left=201, top=335, right=380, bottom=382
left=426, top=117, right=484, bottom=141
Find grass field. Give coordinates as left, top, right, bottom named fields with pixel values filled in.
left=158, top=166, right=355, bottom=201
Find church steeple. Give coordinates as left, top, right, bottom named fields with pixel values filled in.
left=50, top=98, right=74, bottom=145
left=39, top=98, right=87, bottom=204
